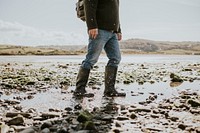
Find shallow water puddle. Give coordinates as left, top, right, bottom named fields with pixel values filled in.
left=1, top=81, right=199, bottom=112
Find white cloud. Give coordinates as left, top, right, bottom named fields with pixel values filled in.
left=0, top=20, right=87, bottom=46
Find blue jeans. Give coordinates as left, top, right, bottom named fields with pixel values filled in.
left=81, top=29, right=121, bottom=69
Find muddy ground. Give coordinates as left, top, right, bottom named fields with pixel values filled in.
left=0, top=56, right=200, bottom=133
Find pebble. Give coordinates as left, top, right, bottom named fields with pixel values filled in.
left=116, top=116, right=129, bottom=121
left=187, top=99, right=200, bottom=107
left=7, top=115, right=24, bottom=126
left=130, top=113, right=137, bottom=119
left=115, top=122, right=121, bottom=127
left=41, top=122, right=52, bottom=130
left=19, top=128, right=36, bottom=133
left=178, top=124, right=187, bottom=130
left=41, top=128, right=50, bottom=133
left=6, top=112, right=31, bottom=118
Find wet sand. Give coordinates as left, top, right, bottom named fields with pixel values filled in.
left=0, top=55, right=200, bottom=133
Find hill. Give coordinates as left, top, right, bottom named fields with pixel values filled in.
left=0, top=39, right=200, bottom=55
left=119, top=39, right=200, bottom=55
left=0, top=44, right=83, bottom=55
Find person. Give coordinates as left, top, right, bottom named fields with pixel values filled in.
left=74, top=0, right=126, bottom=97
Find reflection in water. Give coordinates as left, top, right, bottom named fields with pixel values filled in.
left=170, top=82, right=182, bottom=87
left=1, top=81, right=199, bottom=112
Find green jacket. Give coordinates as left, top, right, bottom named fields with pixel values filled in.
left=84, top=0, right=121, bottom=33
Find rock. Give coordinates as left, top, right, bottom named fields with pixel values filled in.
left=65, top=107, right=73, bottom=112
left=150, top=114, right=160, bottom=118
left=84, top=121, right=96, bottom=130
left=115, top=122, right=121, bottom=127
left=148, top=95, right=157, bottom=101
left=26, top=81, right=35, bottom=85
left=113, top=129, right=120, bottom=133
left=92, top=107, right=99, bottom=112
left=182, top=68, right=192, bottom=71
left=190, top=109, right=200, bottom=114
left=123, top=80, right=131, bottom=84
left=138, top=80, right=144, bottom=85
left=41, top=128, right=50, bottom=133
left=178, top=104, right=190, bottom=110
left=84, top=93, right=95, bottom=97
left=187, top=99, right=200, bottom=107
left=33, top=116, right=46, bottom=121
left=41, top=113, right=60, bottom=119
left=77, top=110, right=92, bottom=123
left=130, top=108, right=151, bottom=113
left=138, top=92, right=144, bottom=95
left=8, top=115, right=24, bottom=126
left=169, top=116, right=179, bottom=122
left=104, top=103, right=119, bottom=113
left=178, top=124, right=187, bottom=130
left=74, top=104, right=82, bottom=110
left=4, top=99, right=20, bottom=105
left=58, top=64, right=68, bottom=69
left=120, top=105, right=126, bottom=111
left=41, top=122, right=52, bottom=130
left=77, top=115, right=88, bottom=123
left=144, top=127, right=162, bottom=132
left=43, top=77, right=51, bottom=81
left=26, top=108, right=37, bottom=113
left=120, top=110, right=128, bottom=115
left=27, top=95, right=34, bottom=99
left=57, top=128, right=68, bottom=133
left=170, top=73, right=183, bottom=82
left=49, top=108, right=60, bottom=112
left=131, top=93, right=139, bottom=96
left=13, top=105, right=23, bottom=111
left=130, top=113, right=137, bottom=119
left=130, top=105, right=137, bottom=108
left=158, top=103, right=172, bottom=109
left=116, top=116, right=129, bottom=121
left=49, top=126, right=58, bottom=132
left=11, top=125, right=27, bottom=132
left=152, top=109, right=159, bottom=114
left=102, top=115, right=113, bottom=122
left=6, top=112, right=31, bottom=118
left=19, top=128, right=36, bottom=133
left=150, top=80, right=155, bottom=84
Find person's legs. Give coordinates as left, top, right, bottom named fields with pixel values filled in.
left=104, top=33, right=121, bottom=67
left=104, top=33, right=125, bottom=97
left=81, top=30, right=113, bottom=69
left=74, top=66, right=90, bottom=97
left=75, top=30, right=112, bottom=97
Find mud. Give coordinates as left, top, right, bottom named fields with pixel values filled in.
left=0, top=55, right=200, bottom=133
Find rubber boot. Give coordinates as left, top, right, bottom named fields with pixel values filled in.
left=104, top=66, right=126, bottom=97
left=74, top=67, right=91, bottom=97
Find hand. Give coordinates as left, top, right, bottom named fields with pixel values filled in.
left=117, top=33, right=122, bottom=41
left=88, top=28, right=98, bottom=39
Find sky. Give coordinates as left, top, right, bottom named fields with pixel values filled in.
left=0, top=0, right=200, bottom=46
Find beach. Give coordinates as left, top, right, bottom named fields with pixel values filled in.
left=0, top=55, right=200, bottom=133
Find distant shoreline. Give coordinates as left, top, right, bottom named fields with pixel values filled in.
left=0, top=48, right=199, bottom=55
left=1, top=39, right=200, bottom=55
